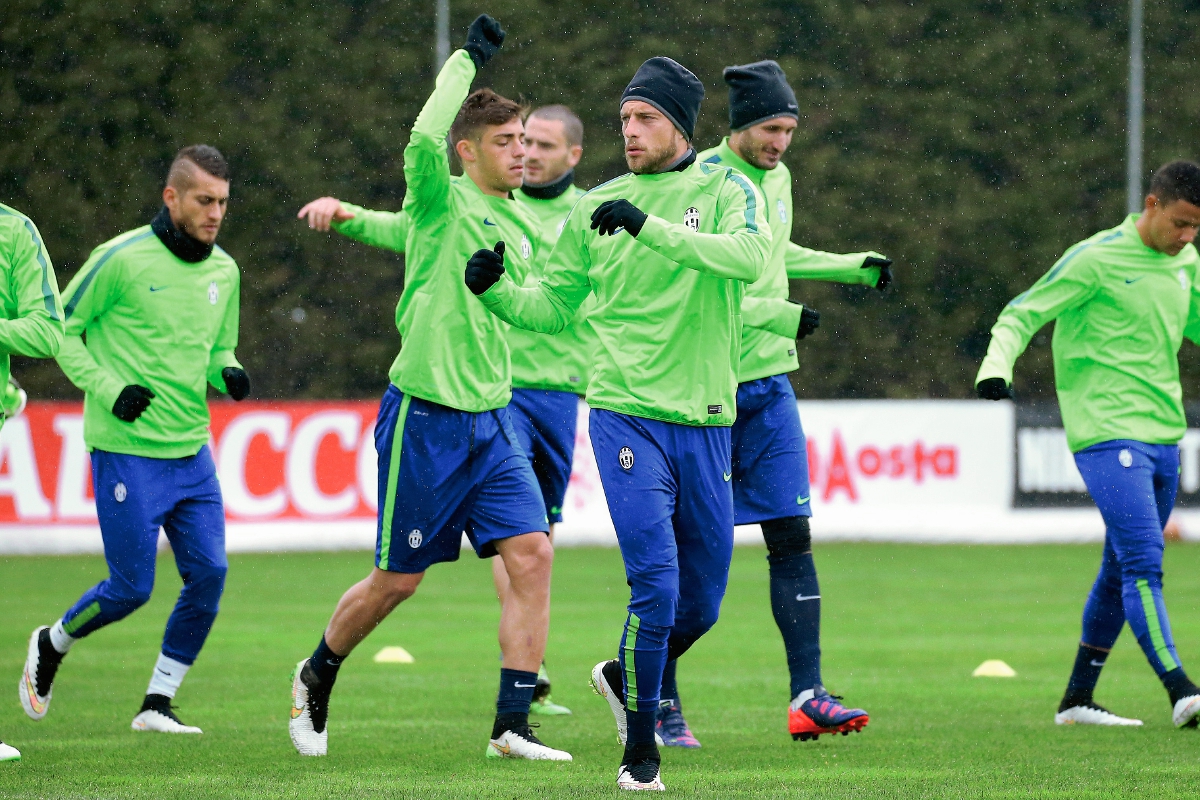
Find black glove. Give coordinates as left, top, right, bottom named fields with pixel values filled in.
left=976, top=377, right=1013, bottom=400
left=113, top=384, right=155, bottom=422
left=465, top=241, right=506, bottom=295
left=222, top=367, right=251, bottom=401
left=863, top=255, right=893, bottom=292
left=463, top=14, right=505, bottom=69
left=590, top=200, right=648, bottom=238
left=797, top=306, right=820, bottom=339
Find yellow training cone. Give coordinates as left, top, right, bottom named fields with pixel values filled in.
left=373, top=646, right=415, bottom=664
left=973, top=659, right=1016, bottom=677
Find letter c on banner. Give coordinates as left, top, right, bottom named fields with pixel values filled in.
left=218, top=412, right=290, bottom=518
left=287, top=411, right=361, bottom=517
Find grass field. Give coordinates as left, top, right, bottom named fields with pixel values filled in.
left=3, top=542, right=1200, bottom=798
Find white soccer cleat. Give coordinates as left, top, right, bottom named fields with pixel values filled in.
left=1055, top=702, right=1142, bottom=726
left=591, top=660, right=629, bottom=745
left=1172, top=694, right=1200, bottom=727
left=485, top=727, right=573, bottom=761
left=289, top=659, right=328, bottom=757
left=19, top=627, right=53, bottom=721
left=617, top=762, right=665, bottom=791
left=0, top=741, right=20, bottom=762
left=131, top=707, right=202, bottom=734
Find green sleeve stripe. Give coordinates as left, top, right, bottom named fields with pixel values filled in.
left=1136, top=578, right=1179, bottom=672
left=622, top=612, right=641, bottom=711
left=1043, top=231, right=1123, bottom=284
left=702, top=154, right=722, bottom=164
left=62, top=601, right=102, bottom=635
left=64, top=231, right=155, bottom=319
left=0, top=208, right=59, bottom=321
left=377, top=393, right=413, bottom=569
left=724, top=171, right=759, bottom=234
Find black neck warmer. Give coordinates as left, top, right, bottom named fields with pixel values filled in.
left=662, top=148, right=697, bottom=174
left=521, top=169, right=575, bottom=200
left=151, top=206, right=213, bottom=263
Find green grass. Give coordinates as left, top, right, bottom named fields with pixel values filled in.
left=3, top=543, right=1200, bottom=798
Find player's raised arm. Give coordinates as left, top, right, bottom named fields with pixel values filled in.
left=403, top=15, right=504, bottom=225
left=975, top=242, right=1100, bottom=397
left=298, top=196, right=413, bottom=254
left=785, top=244, right=892, bottom=290
left=0, top=207, right=63, bottom=361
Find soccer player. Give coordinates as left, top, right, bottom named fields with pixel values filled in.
left=20, top=145, right=250, bottom=735
left=977, top=159, right=1200, bottom=728
left=287, top=16, right=571, bottom=762
left=656, top=61, right=891, bottom=747
left=1, top=202, right=65, bottom=762
left=296, top=105, right=591, bottom=717
left=468, top=56, right=770, bottom=790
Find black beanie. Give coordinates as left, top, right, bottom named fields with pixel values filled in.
left=620, top=57, right=705, bottom=141
left=723, top=60, right=799, bottom=132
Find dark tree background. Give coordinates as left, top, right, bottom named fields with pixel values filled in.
left=4, top=1, right=1199, bottom=401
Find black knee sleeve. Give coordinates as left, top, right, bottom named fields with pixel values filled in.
left=761, top=516, right=811, bottom=558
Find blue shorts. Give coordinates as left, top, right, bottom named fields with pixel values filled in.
left=374, top=386, right=548, bottom=574
left=731, top=374, right=811, bottom=524
left=508, top=388, right=579, bottom=524
left=589, top=410, right=734, bottom=656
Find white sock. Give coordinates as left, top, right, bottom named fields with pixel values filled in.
left=146, top=653, right=191, bottom=699
left=48, top=619, right=76, bottom=655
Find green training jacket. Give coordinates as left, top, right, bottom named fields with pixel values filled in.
left=389, top=48, right=542, bottom=412
left=977, top=214, right=1200, bottom=452
left=334, top=184, right=595, bottom=395
left=698, top=139, right=884, bottom=383
left=479, top=156, right=771, bottom=427
left=0, top=203, right=63, bottom=405
left=57, top=227, right=242, bottom=458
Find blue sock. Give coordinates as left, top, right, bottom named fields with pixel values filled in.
left=764, top=517, right=822, bottom=698
left=496, top=668, right=538, bottom=715
left=660, top=659, right=679, bottom=705
left=309, top=636, right=345, bottom=686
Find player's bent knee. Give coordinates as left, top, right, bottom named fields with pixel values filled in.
left=762, top=516, right=811, bottom=558
left=369, top=567, right=423, bottom=606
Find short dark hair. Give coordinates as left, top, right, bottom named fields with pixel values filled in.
left=166, top=145, right=230, bottom=189
left=1149, top=160, right=1200, bottom=207
left=528, top=105, right=584, bottom=148
left=449, top=89, right=526, bottom=150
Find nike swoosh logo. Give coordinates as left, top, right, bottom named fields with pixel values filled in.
left=795, top=594, right=821, bottom=601
left=149, top=286, right=168, bottom=292
left=514, top=682, right=537, bottom=688
left=157, top=668, right=171, bottom=675
left=723, top=471, right=732, bottom=482
left=1125, top=278, right=1142, bottom=284
left=492, top=742, right=511, bottom=755
left=1089, top=659, right=1106, bottom=667
left=291, top=705, right=304, bottom=719
left=483, top=218, right=498, bottom=226
left=797, top=495, right=811, bottom=505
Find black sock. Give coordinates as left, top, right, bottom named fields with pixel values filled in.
left=1161, top=667, right=1200, bottom=706
left=491, top=711, right=530, bottom=739
left=308, top=636, right=345, bottom=688
left=140, top=693, right=171, bottom=713
left=626, top=707, right=657, bottom=746
left=763, top=517, right=822, bottom=698
left=621, top=739, right=660, bottom=767
left=660, top=658, right=679, bottom=705
left=35, top=629, right=64, bottom=697
left=1060, top=643, right=1108, bottom=710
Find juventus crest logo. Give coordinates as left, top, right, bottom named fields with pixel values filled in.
left=618, top=446, right=635, bottom=470
left=683, top=206, right=700, bottom=232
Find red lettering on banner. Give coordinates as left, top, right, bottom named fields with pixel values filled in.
left=807, top=429, right=960, bottom=504
left=823, top=432, right=858, bottom=502
left=0, top=401, right=380, bottom=524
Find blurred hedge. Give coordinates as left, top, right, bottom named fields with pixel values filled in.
left=4, top=0, right=1199, bottom=401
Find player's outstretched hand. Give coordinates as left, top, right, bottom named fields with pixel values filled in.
left=465, top=241, right=506, bottom=295
left=863, top=255, right=893, bottom=292
left=297, top=197, right=356, bottom=232
left=976, top=377, right=1013, bottom=400
left=797, top=306, right=820, bottom=339
left=222, top=368, right=251, bottom=401
left=113, top=384, right=155, bottom=422
left=464, top=14, right=505, bottom=69
left=591, top=200, right=647, bottom=238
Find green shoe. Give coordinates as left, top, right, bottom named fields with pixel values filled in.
left=530, top=697, right=572, bottom=716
